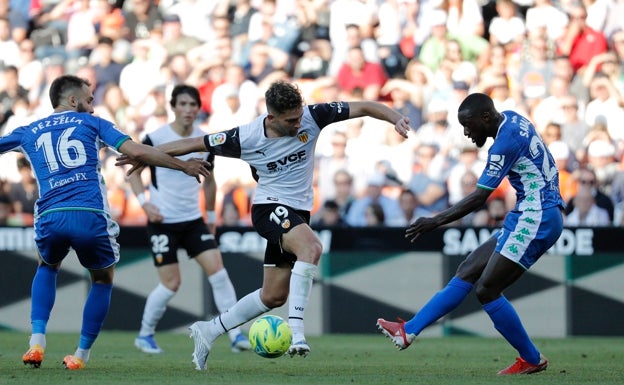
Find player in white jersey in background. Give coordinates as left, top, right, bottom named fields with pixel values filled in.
left=118, top=80, right=413, bottom=370
left=377, top=93, right=565, bottom=375
left=4, top=75, right=210, bottom=370
left=129, top=85, right=251, bottom=354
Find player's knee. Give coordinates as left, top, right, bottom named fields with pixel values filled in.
left=261, top=291, right=288, bottom=308
left=474, top=283, right=498, bottom=304
left=299, top=241, right=322, bottom=264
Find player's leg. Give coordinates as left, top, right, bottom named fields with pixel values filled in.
left=63, top=211, right=119, bottom=370
left=480, top=206, right=562, bottom=374
left=24, top=212, right=70, bottom=368
left=135, top=264, right=179, bottom=353
left=189, top=217, right=250, bottom=352
left=136, top=224, right=179, bottom=353
left=189, top=265, right=289, bottom=370
left=377, top=236, right=497, bottom=350
left=280, top=223, right=322, bottom=356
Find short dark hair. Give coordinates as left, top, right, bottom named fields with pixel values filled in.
left=170, top=84, right=201, bottom=108
left=49, top=75, right=90, bottom=108
left=265, top=81, right=303, bottom=116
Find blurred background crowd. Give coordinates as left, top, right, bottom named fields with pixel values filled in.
left=0, top=0, right=623, bottom=229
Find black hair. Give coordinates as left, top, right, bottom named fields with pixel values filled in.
left=49, top=75, right=90, bottom=108
left=264, top=81, right=303, bottom=116
left=169, top=84, right=201, bottom=108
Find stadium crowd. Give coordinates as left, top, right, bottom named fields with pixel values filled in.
left=0, top=0, right=623, bottom=228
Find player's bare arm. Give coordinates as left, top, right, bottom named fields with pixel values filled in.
left=347, top=101, right=411, bottom=138
left=406, top=187, right=492, bottom=242
left=117, top=139, right=210, bottom=181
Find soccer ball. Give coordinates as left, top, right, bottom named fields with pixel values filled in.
left=248, top=315, right=292, bottom=358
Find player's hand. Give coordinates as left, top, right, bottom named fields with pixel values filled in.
left=183, top=158, right=211, bottom=182
left=116, top=154, right=146, bottom=176
left=405, top=216, right=438, bottom=243
left=395, top=116, right=411, bottom=138
left=142, top=202, right=163, bottom=223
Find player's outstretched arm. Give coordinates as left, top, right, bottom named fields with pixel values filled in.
left=347, top=101, right=411, bottom=138
left=157, top=137, right=207, bottom=156
left=117, top=139, right=210, bottom=181
left=406, top=187, right=492, bottom=242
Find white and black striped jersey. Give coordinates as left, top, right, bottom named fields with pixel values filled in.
left=143, top=125, right=213, bottom=223
left=204, top=102, right=350, bottom=211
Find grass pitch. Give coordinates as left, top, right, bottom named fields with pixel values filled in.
left=1, top=331, right=623, bottom=385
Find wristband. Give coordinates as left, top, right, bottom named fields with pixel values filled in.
left=206, top=210, right=217, bottom=223
left=137, top=193, right=147, bottom=206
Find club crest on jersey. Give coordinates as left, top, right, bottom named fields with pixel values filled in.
left=281, top=219, right=291, bottom=229
left=297, top=131, right=309, bottom=143
left=156, top=254, right=163, bottom=264
left=208, top=132, right=227, bottom=146
left=487, top=154, right=505, bottom=177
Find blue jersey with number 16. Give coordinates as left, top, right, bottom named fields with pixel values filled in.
left=0, top=111, right=130, bottom=217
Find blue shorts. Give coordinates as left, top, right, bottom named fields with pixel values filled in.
left=495, top=206, right=563, bottom=270
left=35, top=210, right=120, bottom=270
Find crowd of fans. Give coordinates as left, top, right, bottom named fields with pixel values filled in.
left=0, top=0, right=623, bottom=229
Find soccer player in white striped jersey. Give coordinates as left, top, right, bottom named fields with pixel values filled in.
left=128, top=85, right=251, bottom=355
left=119, top=80, right=413, bottom=370
left=377, top=93, right=565, bottom=375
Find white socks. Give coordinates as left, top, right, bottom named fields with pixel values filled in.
left=208, top=268, right=244, bottom=341
left=288, top=261, right=317, bottom=341
left=208, top=288, right=269, bottom=338
left=29, top=333, right=46, bottom=349
left=139, top=283, right=175, bottom=336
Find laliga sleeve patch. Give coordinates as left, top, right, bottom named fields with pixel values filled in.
left=208, top=132, right=227, bottom=147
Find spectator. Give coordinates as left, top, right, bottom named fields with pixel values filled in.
left=558, top=93, right=590, bottom=158
left=336, top=45, right=388, bottom=101
left=16, top=39, right=44, bottom=105
left=565, top=167, right=615, bottom=221
left=330, top=169, right=356, bottom=220
left=8, top=156, right=38, bottom=226
left=160, top=13, right=202, bottom=57
left=0, top=16, right=19, bottom=67
left=418, top=9, right=488, bottom=74
left=398, top=188, right=432, bottom=226
left=89, top=36, right=125, bottom=104
left=317, top=131, right=353, bottom=203
left=93, top=83, right=131, bottom=132
left=525, top=0, right=569, bottom=42
left=123, top=0, right=163, bottom=42
left=584, top=74, right=624, bottom=140
left=0, top=65, right=29, bottom=129
left=488, top=0, right=526, bottom=49
left=221, top=200, right=248, bottom=227
left=364, top=202, right=385, bottom=227
left=440, top=0, right=485, bottom=38
left=556, top=3, right=608, bottom=74
left=514, top=34, right=555, bottom=108
left=586, top=139, right=618, bottom=193
left=312, top=200, right=348, bottom=228
left=407, top=143, right=450, bottom=215
left=564, top=185, right=611, bottom=226
left=345, top=172, right=404, bottom=227
left=473, top=196, right=508, bottom=227
left=447, top=145, right=486, bottom=205
left=549, top=140, right=579, bottom=203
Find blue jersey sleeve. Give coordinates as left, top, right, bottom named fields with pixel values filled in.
left=0, top=126, right=27, bottom=153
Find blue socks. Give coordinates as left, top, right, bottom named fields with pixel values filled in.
left=79, top=283, right=113, bottom=350
left=30, top=264, right=59, bottom=334
left=483, top=296, right=540, bottom=364
left=404, top=276, right=473, bottom=335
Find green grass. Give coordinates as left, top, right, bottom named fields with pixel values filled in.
left=1, top=331, right=623, bottom=385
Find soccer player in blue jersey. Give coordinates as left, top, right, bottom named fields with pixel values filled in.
left=377, top=93, right=565, bottom=375
left=1, top=75, right=210, bottom=370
